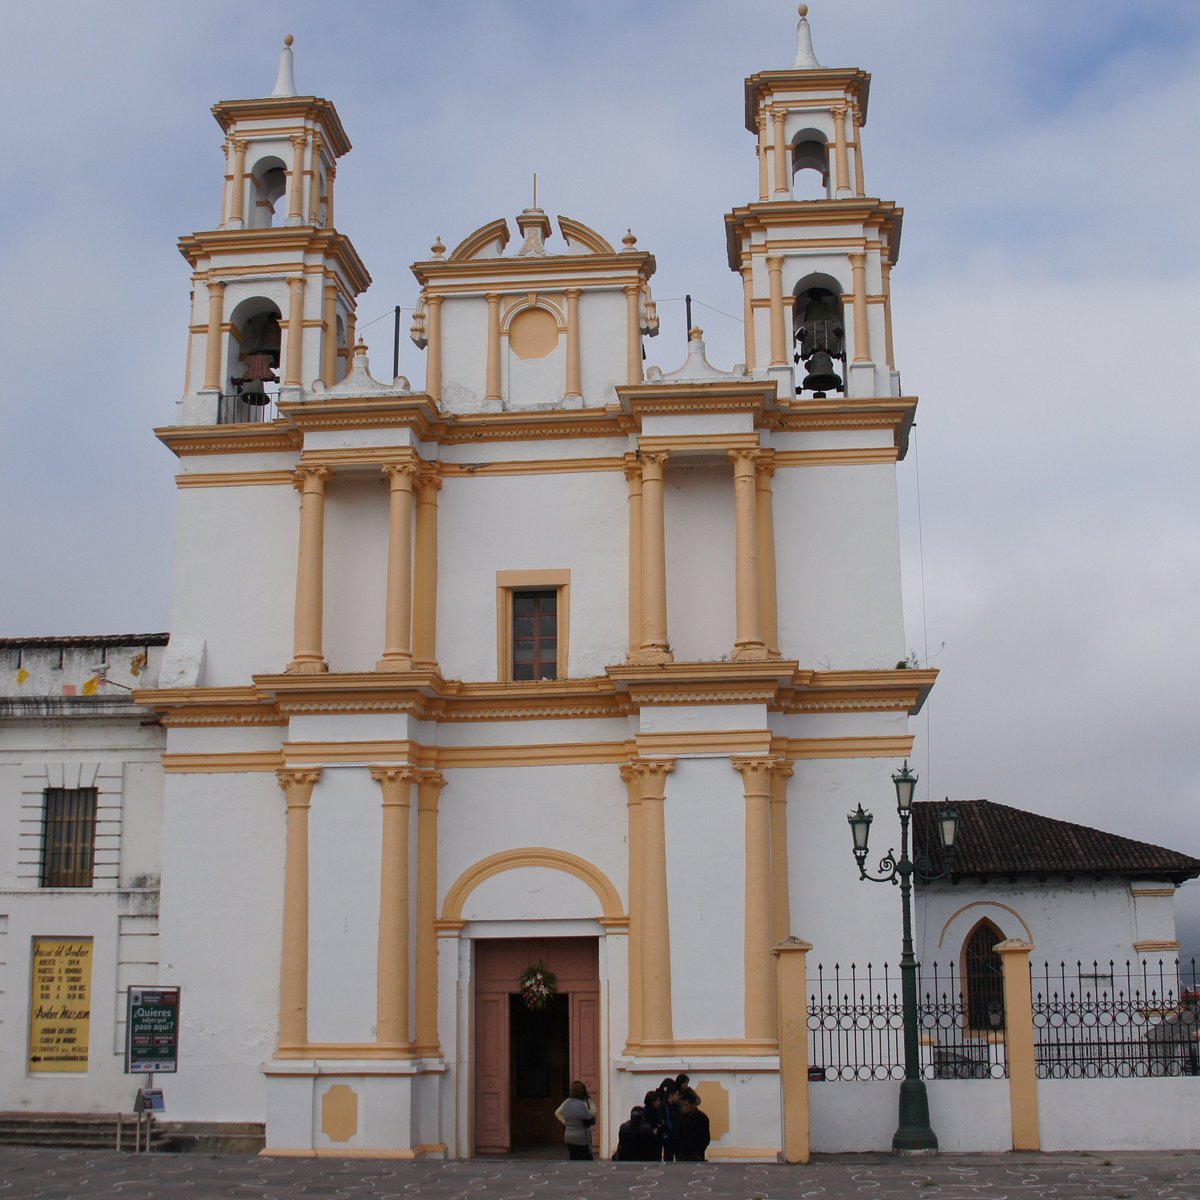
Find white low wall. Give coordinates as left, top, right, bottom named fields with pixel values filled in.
left=810, top=1079, right=1012, bottom=1153
left=1039, top=1077, right=1200, bottom=1151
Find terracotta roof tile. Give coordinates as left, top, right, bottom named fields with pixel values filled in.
left=912, top=799, right=1200, bottom=883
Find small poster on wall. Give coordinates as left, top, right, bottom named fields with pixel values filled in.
left=28, top=937, right=93, bottom=1073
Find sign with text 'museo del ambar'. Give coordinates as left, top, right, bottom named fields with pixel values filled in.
left=125, top=986, right=180, bottom=1074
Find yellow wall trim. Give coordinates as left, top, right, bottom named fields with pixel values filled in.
left=442, top=847, right=624, bottom=922
left=1133, top=939, right=1181, bottom=953
left=275, top=1042, right=420, bottom=1060
left=772, top=448, right=897, bottom=468
left=781, top=735, right=914, bottom=759
left=164, top=751, right=283, bottom=773
left=634, top=730, right=773, bottom=757
left=442, top=457, right=625, bottom=478
left=1130, top=886, right=1176, bottom=898
left=937, top=900, right=1034, bottom=949
left=176, top=471, right=296, bottom=488
left=627, top=1038, right=779, bottom=1057
left=638, top=433, right=761, bottom=454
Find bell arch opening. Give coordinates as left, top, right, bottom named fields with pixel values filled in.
left=220, top=297, right=281, bottom=422
left=791, top=128, right=830, bottom=200
left=793, top=273, right=846, bottom=397
left=248, top=156, right=287, bottom=229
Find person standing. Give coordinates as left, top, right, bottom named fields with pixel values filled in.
left=676, top=1088, right=711, bottom=1162
left=554, top=1080, right=597, bottom=1161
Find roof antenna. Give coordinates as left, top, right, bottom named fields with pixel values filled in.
left=533, top=172, right=538, bottom=209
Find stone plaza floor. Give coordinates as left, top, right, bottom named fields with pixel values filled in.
left=3, top=1148, right=1200, bottom=1199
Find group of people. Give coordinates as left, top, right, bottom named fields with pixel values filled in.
left=614, top=1074, right=711, bottom=1163
left=555, top=1074, right=712, bottom=1163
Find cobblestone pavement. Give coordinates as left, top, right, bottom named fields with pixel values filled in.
left=3, top=1150, right=1200, bottom=1200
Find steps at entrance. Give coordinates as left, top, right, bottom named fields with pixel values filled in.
left=153, top=1121, right=265, bottom=1155
left=0, top=1113, right=265, bottom=1155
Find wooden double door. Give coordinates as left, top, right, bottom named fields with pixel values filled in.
left=474, top=937, right=600, bottom=1154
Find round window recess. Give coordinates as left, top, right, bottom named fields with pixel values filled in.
left=508, top=308, right=560, bottom=360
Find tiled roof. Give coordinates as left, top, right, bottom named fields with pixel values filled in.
left=912, top=799, right=1200, bottom=883
left=0, top=633, right=169, bottom=648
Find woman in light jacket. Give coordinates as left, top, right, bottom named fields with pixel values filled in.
left=554, top=1079, right=597, bottom=1160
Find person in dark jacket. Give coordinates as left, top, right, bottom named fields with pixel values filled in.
left=640, top=1090, right=666, bottom=1160
left=615, top=1106, right=643, bottom=1161
left=676, top=1088, right=711, bottom=1162
left=658, top=1078, right=681, bottom=1162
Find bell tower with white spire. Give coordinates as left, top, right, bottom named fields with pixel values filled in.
left=176, top=36, right=371, bottom=423
left=726, top=5, right=903, bottom=401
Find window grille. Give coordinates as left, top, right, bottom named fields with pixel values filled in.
left=512, top=590, right=558, bottom=681
left=41, top=787, right=98, bottom=888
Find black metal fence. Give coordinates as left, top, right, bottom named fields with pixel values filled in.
left=217, top=391, right=279, bottom=425
left=807, top=962, right=1008, bottom=1082
left=1032, top=958, right=1200, bottom=1079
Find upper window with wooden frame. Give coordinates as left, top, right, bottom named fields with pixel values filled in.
left=962, top=918, right=1005, bottom=1032
left=496, top=570, right=570, bottom=682
left=41, top=787, right=98, bottom=888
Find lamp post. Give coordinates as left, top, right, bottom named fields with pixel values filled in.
left=847, top=761, right=959, bottom=1153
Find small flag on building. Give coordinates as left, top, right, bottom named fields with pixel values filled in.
left=82, top=675, right=101, bottom=696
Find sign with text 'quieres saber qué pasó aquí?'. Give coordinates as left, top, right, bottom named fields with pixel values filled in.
left=125, top=986, right=180, bottom=1074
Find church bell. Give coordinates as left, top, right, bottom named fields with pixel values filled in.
left=795, top=287, right=845, bottom=397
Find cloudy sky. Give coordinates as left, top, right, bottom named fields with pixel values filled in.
left=2, top=2, right=1198, bottom=948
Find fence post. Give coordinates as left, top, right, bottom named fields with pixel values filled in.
left=773, top=936, right=813, bottom=1163
left=995, top=938, right=1040, bottom=1151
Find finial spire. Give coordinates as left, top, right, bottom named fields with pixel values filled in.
left=792, top=4, right=823, bottom=70
left=271, top=34, right=298, bottom=98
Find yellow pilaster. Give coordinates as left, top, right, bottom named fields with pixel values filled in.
left=733, top=758, right=776, bottom=1041
left=565, top=287, right=582, bottom=400
left=284, top=277, right=306, bottom=387
left=755, top=453, right=779, bottom=658
left=412, top=470, right=441, bottom=670
left=767, top=257, right=787, bottom=367
left=426, top=295, right=443, bottom=401
left=325, top=163, right=337, bottom=228
left=769, top=759, right=793, bottom=942
left=372, top=767, right=415, bottom=1048
left=757, top=111, right=769, bottom=202
left=321, top=281, right=338, bottom=387
left=414, top=772, right=445, bottom=1055
left=773, top=108, right=789, bottom=197
left=621, top=764, right=643, bottom=1050
left=625, top=286, right=643, bottom=386
left=881, top=258, right=896, bottom=369
left=849, top=252, right=871, bottom=363
left=287, top=134, right=307, bottom=223
left=741, top=264, right=756, bottom=372
left=730, top=450, right=767, bottom=660
left=832, top=107, right=851, bottom=197
left=229, top=138, right=248, bottom=227
left=774, top=937, right=813, bottom=1163
left=308, top=136, right=324, bottom=224
left=634, top=759, right=675, bottom=1044
left=287, top=465, right=331, bottom=674
left=852, top=107, right=866, bottom=197
left=634, top=451, right=672, bottom=664
left=485, top=293, right=502, bottom=405
left=202, top=280, right=226, bottom=392
left=277, top=768, right=321, bottom=1051
left=997, top=939, right=1040, bottom=1151
left=377, top=462, right=416, bottom=672
left=624, top=457, right=643, bottom=659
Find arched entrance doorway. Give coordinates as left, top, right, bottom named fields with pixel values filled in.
left=474, top=937, right=600, bottom=1155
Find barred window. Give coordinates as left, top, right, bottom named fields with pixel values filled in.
left=41, top=787, right=97, bottom=888
left=963, top=919, right=1005, bottom=1030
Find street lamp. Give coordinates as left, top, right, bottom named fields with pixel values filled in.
left=847, top=761, right=959, bottom=1153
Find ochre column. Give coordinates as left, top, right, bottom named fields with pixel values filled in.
left=325, top=163, right=337, bottom=228
left=635, top=451, right=672, bottom=664
left=757, top=112, right=770, bottom=201
left=624, top=457, right=644, bottom=659
left=625, top=286, right=643, bottom=385
left=734, top=758, right=776, bottom=1041
left=767, top=256, right=787, bottom=367
left=321, top=281, right=338, bottom=387
left=769, top=759, right=793, bottom=942
left=308, top=137, right=324, bottom=224
left=634, top=760, right=675, bottom=1045
left=881, top=257, right=896, bottom=370
left=832, top=107, right=851, bottom=198
left=412, top=469, right=441, bottom=670
left=229, top=138, right=248, bottom=228
left=564, top=287, right=582, bottom=401
left=426, top=295, right=443, bottom=401
left=484, top=293, right=502, bottom=405
left=277, top=768, right=321, bottom=1051
left=621, top=764, right=643, bottom=1050
left=287, top=134, right=307, bottom=223
left=755, top=453, right=780, bottom=657
left=773, top=108, right=789, bottom=197
left=730, top=449, right=766, bottom=661
left=741, top=264, right=757, bottom=372
left=284, top=277, right=306, bottom=387
left=774, top=937, right=814, bottom=1163
left=852, top=108, right=866, bottom=197
left=849, top=252, right=871, bottom=363
left=202, top=280, right=227, bottom=392
left=377, top=462, right=416, bottom=672
left=372, top=767, right=415, bottom=1048
left=414, top=772, right=445, bottom=1054
left=997, top=939, right=1041, bottom=1150
left=288, top=465, right=331, bottom=674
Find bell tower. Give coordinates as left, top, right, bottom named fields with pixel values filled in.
left=176, top=37, right=371, bottom=424
left=726, top=5, right=902, bottom=401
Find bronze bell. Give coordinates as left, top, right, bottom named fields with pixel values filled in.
left=801, top=350, right=842, bottom=395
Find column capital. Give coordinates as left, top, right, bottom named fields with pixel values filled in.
left=771, top=756, right=795, bottom=781
left=623, top=453, right=643, bottom=486
left=565, top=286, right=582, bottom=299
left=728, top=446, right=764, bottom=473
left=290, top=132, right=308, bottom=148
left=766, top=255, right=784, bottom=272
left=381, top=461, right=417, bottom=485
left=232, top=137, right=249, bottom=154
left=416, top=770, right=446, bottom=808
left=208, top=278, right=228, bottom=292
left=287, top=276, right=307, bottom=293
left=732, top=756, right=774, bottom=790
left=426, top=292, right=443, bottom=308
left=629, top=759, right=675, bottom=797
left=292, top=464, right=332, bottom=492
left=415, top=467, right=443, bottom=495
left=640, top=449, right=669, bottom=471
left=370, top=766, right=418, bottom=785
left=848, top=250, right=867, bottom=268
left=277, top=768, right=322, bottom=802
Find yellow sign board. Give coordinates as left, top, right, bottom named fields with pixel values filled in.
left=28, top=937, right=93, bottom=1072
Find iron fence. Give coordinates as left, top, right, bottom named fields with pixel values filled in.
left=217, top=391, right=279, bottom=425
left=1032, top=958, right=1200, bottom=1079
left=807, top=962, right=1008, bottom=1082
